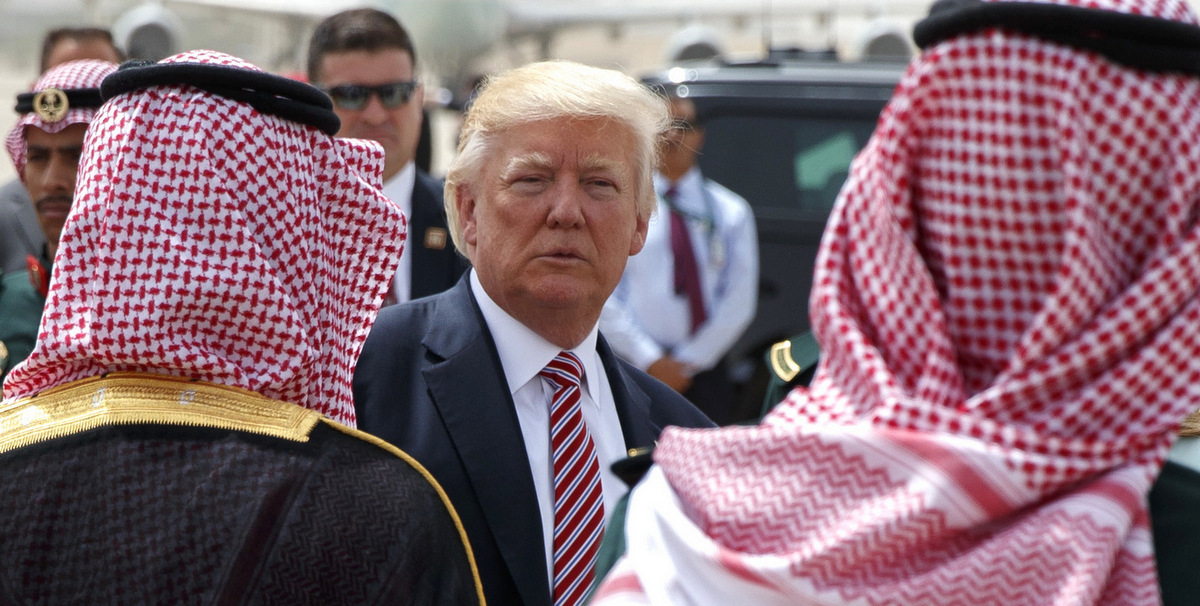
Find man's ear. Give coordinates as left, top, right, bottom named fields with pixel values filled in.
left=456, top=183, right=478, bottom=248
left=629, top=210, right=649, bottom=256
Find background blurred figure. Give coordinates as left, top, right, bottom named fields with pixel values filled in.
left=601, top=94, right=758, bottom=425
left=354, top=60, right=712, bottom=606
left=0, top=27, right=123, bottom=274
left=593, top=0, right=1200, bottom=604
left=307, top=8, right=464, bottom=305
left=0, top=51, right=481, bottom=604
left=40, top=27, right=124, bottom=72
left=0, top=59, right=117, bottom=390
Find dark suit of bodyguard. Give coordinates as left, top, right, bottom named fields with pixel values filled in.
left=409, top=169, right=466, bottom=299
left=307, top=9, right=465, bottom=305
left=353, top=61, right=714, bottom=606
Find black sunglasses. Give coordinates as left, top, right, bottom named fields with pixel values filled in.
left=320, top=80, right=420, bottom=110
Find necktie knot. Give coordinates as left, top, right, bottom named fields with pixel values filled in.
left=540, top=351, right=583, bottom=391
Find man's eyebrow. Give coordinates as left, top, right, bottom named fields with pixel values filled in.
left=579, top=153, right=627, bottom=177
left=26, top=143, right=84, bottom=152
left=498, top=151, right=629, bottom=180
left=500, top=152, right=554, bottom=179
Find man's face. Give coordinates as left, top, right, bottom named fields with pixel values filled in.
left=316, top=49, right=423, bottom=181
left=658, top=97, right=705, bottom=180
left=23, top=123, right=87, bottom=252
left=458, top=117, right=649, bottom=337
left=44, top=38, right=121, bottom=71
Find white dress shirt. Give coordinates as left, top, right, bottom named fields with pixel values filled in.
left=601, top=167, right=759, bottom=373
left=469, top=270, right=629, bottom=587
left=1170, top=436, right=1200, bottom=472
left=382, top=161, right=416, bottom=303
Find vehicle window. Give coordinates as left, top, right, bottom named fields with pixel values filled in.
left=699, top=115, right=877, bottom=217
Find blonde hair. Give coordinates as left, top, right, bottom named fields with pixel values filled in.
left=444, top=60, right=670, bottom=255
left=1181, top=409, right=1200, bottom=438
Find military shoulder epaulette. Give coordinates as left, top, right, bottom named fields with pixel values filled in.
left=769, top=332, right=821, bottom=384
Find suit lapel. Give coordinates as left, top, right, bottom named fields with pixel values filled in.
left=421, top=282, right=551, bottom=606
left=597, top=335, right=660, bottom=450
left=408, top=179, right=435, bottom=298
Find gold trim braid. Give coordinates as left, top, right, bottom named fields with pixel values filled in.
left=0, top=372, right=321, bottom=454
left=0, top=373, right=484, bottom=602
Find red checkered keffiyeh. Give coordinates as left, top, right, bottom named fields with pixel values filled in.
left=2, top=51, right=406, bottom=426
left=595, top=0, right=1200, bottom=604
left=5, top=59, right=117, bottom=180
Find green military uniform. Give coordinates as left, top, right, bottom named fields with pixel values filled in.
left=0, top=261, right=48, bottom=388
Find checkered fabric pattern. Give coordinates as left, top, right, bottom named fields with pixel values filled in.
left=1, top=50, right=406, bottom=426
left=5, top=59, right=117, bottom=180
left=594, top=0, right=1200, bottom=604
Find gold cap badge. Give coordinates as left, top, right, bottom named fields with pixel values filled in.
left=33, top=88, right=69, bottom=123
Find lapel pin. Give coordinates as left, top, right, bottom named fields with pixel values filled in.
left=424, top=227, right=448, bottom=250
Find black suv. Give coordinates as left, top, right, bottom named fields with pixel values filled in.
left=642, top=52, right=906, bottom=416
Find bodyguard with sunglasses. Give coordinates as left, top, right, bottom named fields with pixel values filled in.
left=307, top=8, right=465, bottom=305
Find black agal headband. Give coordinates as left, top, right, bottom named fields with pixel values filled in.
left=101, top=60, right=341, bottom=135
left=914, top=0, right=1200, bottom=75
left=15, top=88, right=103, bottom=123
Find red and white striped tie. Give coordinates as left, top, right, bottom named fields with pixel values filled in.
left=539, top=351, right=605, bottom=606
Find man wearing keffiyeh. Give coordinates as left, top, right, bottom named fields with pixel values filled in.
left=0, top=59, right=117, bottom=389
left=593, top=0, right=1200, bottom=604
left=0, top=29, right=124, bottom=278
left=0, top=50, right=482, bottom=603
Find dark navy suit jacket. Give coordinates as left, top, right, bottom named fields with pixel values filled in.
left=408, top=171, right=466, bottom=299
left=353, top=277, right=713, bottom=606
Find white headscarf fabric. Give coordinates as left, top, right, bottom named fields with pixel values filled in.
left=2, top=51, right=406, bottom=426
left=5, top=59, right=118, bottom=180
left=595, top=0, right=1200, bottom=604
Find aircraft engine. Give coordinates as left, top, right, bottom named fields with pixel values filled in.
left=852, top=17, right=913, bottom=62
left=113, top=3, right=184, bottom=62
left=394, top=0, right=507, bottom=84
left=664, top=23, right=725, bottom=64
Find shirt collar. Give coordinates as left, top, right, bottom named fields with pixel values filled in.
left=654, top=167, right=705, bottom=213
left=469, top=270, right=601, bottom=402
left=382, top=161, right=416, bottom=216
